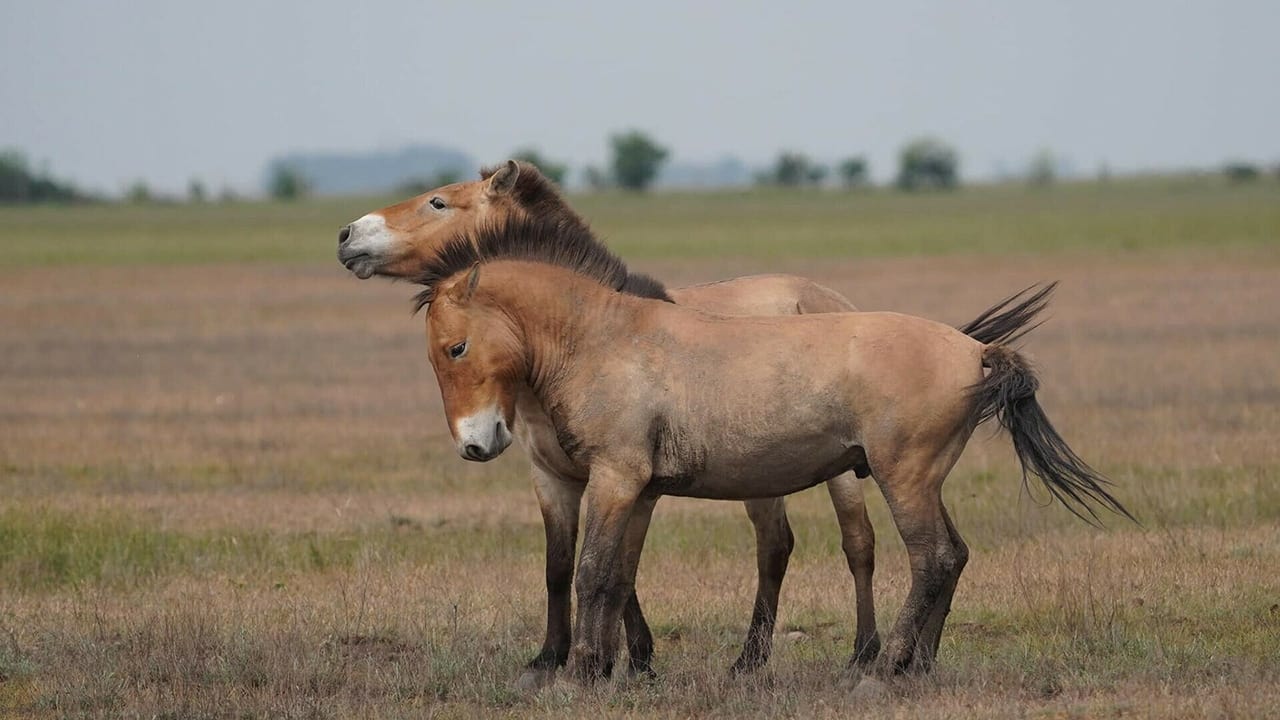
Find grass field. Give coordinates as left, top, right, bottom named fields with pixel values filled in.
left=2, top=181, right=1278, bottom=718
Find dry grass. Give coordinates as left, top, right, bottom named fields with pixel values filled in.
left=2, top=195, right=1279, bottom=717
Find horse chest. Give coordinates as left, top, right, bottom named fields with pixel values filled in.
left=513, top=390, right=587, bottom=481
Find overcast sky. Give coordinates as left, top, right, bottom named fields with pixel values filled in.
left=3, top=1, right=1277, bottom=194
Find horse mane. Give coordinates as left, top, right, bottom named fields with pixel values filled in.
left=413, top=213, right=672, bottom=312
left=480, top=161, right=585, bottom=228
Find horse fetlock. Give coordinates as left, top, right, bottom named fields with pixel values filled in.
left=568, top=648, right=611, bottom=681
left=567, top=643, right=614, bottom=683
left=626, top=654, right=657, bottom=679
left=729, top=626, right=774, bottom=676
left=850, top=630, right=882, bottom=668
left=906, top=648, right=937, bottom=675
left=625, top=627, right=654, bottom=664
left=728, top=649, right=769, bottom=676
left=872, top=633, right=917, bottom=677
left=526, top=645, right=568, bottom=670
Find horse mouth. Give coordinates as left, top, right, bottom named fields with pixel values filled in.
left=338, top=250, right=379, bottom=279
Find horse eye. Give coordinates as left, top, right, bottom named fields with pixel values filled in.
left=429, top=196, right=447, bottom=210
left=448, top=341, right=467, bottom=359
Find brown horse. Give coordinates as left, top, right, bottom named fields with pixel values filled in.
left=339, top=161, right=879, bottom=679
left=339, top=161, right=1047, bottom=683
left=418, top=239, right=1131, bottom=683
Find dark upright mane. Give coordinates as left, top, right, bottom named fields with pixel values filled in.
left=413, top=213, right=672, bottom=312
left=479, top=161, right=586, bottom=228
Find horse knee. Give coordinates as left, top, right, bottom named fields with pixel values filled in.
left=951, top=537, right=969, bottom=574
left=842, top=529, right=875, bottom=573
left=751, top=511, right=794, bottom=576
left=934, top=540, right=965, bottom=582
left=776, top=521, right=795, bottom=560
left=546, top=559, right=573, bottom=596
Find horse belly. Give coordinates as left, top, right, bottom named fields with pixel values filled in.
left=651, top=435, right=858, bottom=500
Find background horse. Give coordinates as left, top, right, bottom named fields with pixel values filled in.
left=420, top=249, right=1131, bottom=684
left=339, top=161, right=1046, bottom=684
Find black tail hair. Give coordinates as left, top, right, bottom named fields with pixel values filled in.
left=958, top=282, right=1056, bottom=346
left=972, top=345, right=1135, bottom=525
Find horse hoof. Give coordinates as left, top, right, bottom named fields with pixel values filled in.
left=850, top=675, right=890, bottom=702
left=515, top=667, right=556, bottom=694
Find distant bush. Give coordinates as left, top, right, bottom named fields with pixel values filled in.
left=125, top=181, right=153, bottom=204
left=758, top=151, right=827, bottom=188
left=837, top=156, right=870, bottom=189
left=1027, top=149, right=1057, bottom=188
left=187, top=178, right=207, bottom=203
left=609, top=130, right=669, bottom=192
left=510, top=148, right=568, bottom=186
left=896, top=137, right=960, bottom=191
left=0, top=149, right=86, bottom=204
left=268, top=164, right=311, bottom=201
left=1223, top=162, right=1260, bottom=183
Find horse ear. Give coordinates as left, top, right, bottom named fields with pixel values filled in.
left=487, top=160, right=519, bottom=197
left=448, top=263, right=482, bottom=304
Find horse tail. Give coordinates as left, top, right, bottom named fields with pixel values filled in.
left=958, top=282, right=1056, bottom=346
left=971, top=344, right=1135, bottom=525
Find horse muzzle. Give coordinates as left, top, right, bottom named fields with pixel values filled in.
left=336, top=214, right=395, bottom=279
left=454, top=410, right=512, bottom=462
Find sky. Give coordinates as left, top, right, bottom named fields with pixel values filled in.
left=2, top=1, right=1277, bottom=194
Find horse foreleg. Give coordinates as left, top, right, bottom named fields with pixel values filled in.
left=619, top=495, right=659, bottom=677
left=568, top=465, right=646, bottom=683
left=730, top=497, right=794, bottom=675
left=827, top=474, right=881, bottom=667
left=519, top=467, right=583, bottom=690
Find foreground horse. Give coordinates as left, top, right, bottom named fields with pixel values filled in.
left=338, top=161, right=1044, bottom=681
left=419, top=242, right=1131, bottom=682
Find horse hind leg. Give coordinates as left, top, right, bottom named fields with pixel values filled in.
left=869, top=440, right=969, bottom=677
left=827, top=473, right=881, bottom=667
left=909, top=505, right=968, bottom=673
left=729, top=497, right=795, bottom=675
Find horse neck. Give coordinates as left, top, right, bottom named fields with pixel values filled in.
left=484, top=265, right=630, bottom=400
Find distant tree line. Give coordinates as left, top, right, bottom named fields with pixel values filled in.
left=8, top=135, right=1280, bottom=206
left=0, top=150, right=89, bottom=203
left=753, top=152, right=871, bottom=189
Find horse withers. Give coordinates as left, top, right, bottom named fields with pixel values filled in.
left=420, top=250, right=1131, bottom=684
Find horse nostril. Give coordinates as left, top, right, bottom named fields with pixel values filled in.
left=464, top=443, right=484, bottom=460
left=337, top=224, right=352, bottom=247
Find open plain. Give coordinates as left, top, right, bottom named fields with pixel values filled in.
left=1, top=181, right=1278, bottom=718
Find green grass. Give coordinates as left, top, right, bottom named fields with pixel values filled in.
left=2, top=180, right=1277, bottom=268
left=4, top=463, right=1277, bottom=594
left=0, top=506, right=553, bottom=592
